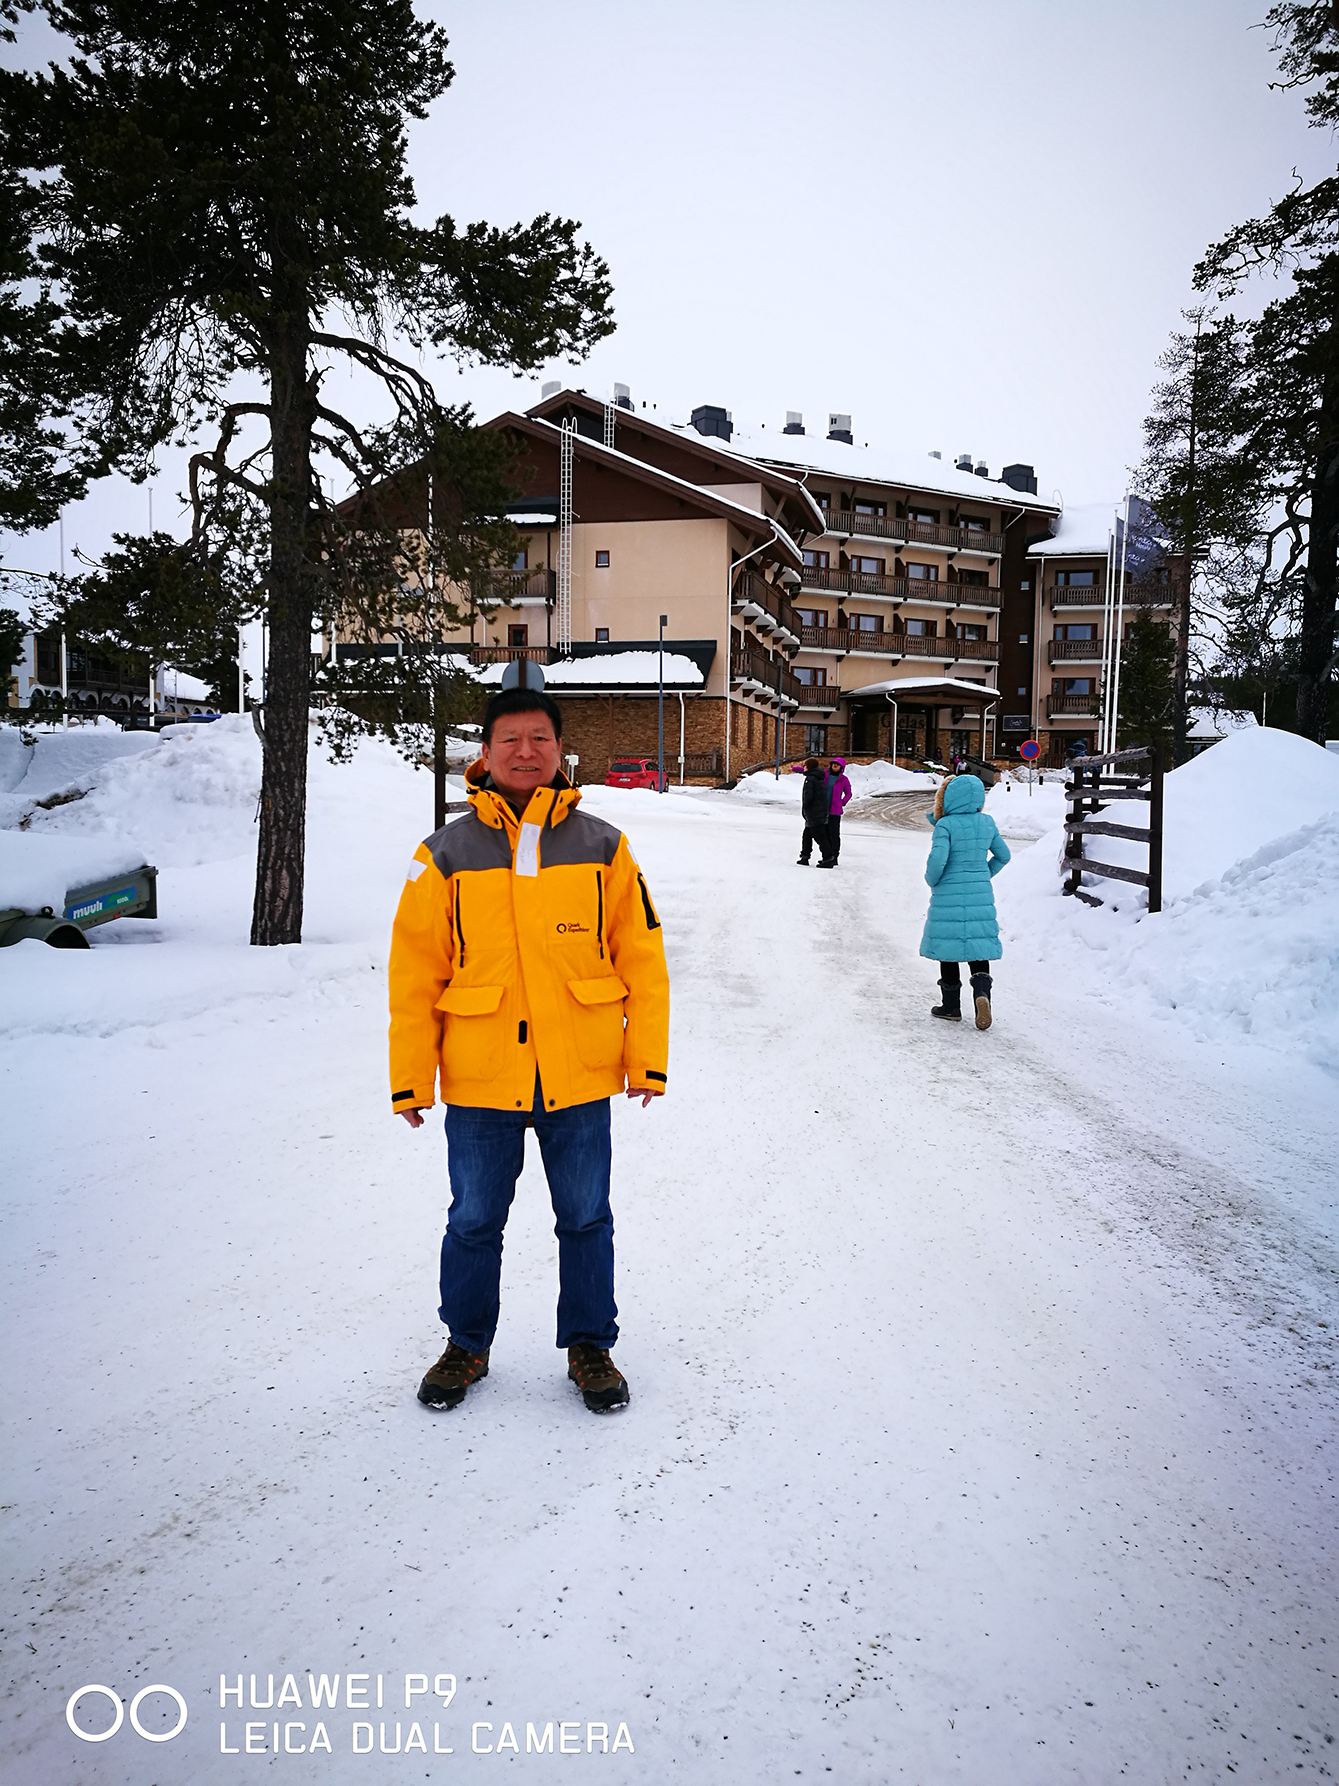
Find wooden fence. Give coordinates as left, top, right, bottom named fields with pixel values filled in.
left=1062, top=746, right=1164, bottom=912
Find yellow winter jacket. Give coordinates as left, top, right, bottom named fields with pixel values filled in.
left=388, top=763, right=670, bottom=1114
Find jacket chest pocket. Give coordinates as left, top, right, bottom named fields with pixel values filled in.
left=436, top=984, right=506, bottom=1080
left=566, top=976, right=628, bottom=1070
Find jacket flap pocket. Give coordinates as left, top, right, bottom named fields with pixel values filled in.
left=435, top=985, right=505, bottom=1016
left=567, top=976, right=630, bottom=1006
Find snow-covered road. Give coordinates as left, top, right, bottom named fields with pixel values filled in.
left=3, top=752, right=1337, bottom=1784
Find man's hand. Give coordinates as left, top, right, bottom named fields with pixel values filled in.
left=626, top=1088, right=664, bottom=1109
left=398, top=1108, right=426, bottom=1129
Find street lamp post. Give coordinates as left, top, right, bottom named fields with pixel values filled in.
left=658, top=614, right=667, bottom=793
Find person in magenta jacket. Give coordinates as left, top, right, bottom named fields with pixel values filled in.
left=815, top=757, right=853, bottom=867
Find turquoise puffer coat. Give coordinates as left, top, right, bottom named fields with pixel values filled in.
left=918, top=775, right=1011, bottom=962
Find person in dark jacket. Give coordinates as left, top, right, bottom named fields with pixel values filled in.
left=796, top=757, right=830, bottom=864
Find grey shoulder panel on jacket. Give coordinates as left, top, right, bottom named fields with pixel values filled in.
left=540, top=807, right=623, bottom=868
left=423, top=813, right=512, bottom=877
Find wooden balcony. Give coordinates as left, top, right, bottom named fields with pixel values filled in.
left=481, top=565, right=557, bottom=605
left=730, top=636, right=801, bottom=705
left=1048, top=584, right=1105, bottom=608
left=799, top=627, right=998, bottom=662
left=732, top=568, right=804, bottom=649
left=1048, top=579, right=1179, bottom=610
left=794, top=681, right=840, bottom=708
left=1048, top=638, right=1104, bottom=663
left=824, top=510, right=1004, bottom=555
left=799, top=563, right=999, bottom=606
left=470, top=644, right=550, bottom=665
left=1047, top=690, right=1102, bottom=718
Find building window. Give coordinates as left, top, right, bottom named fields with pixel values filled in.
left=815, top=491, right=831, bottom=510
left=850, top=556, right=884, bottom=576
left=1017, top=686, right=1028, bottom=696
left=595, top=550, right=610, bottom=568
left=508, top=624, right=528, bottom=648
left=959, top=515, right=989, bottom=533
left=794, top=666, right=827, bottom=686
left=595, top=627, right=610, bottom=643
left=956, top=568, right=989, bottom=587
left=805, top=724, right=827, bottom=753
left=1019, top=633, right=1029, bottom=644
left=906, top=562, right=939, bottom=582
left=796, top=608, right=828, bottom=629
left=512, top=548, right=527, bottom=571
left=1060, top=677, right=1094, bottom=695
left=904, top=618, right=938, bottom=637
left=802, top=549, right=830, bottom=569
left=853, top=499, right=886, bottom=517
left=1056, top=569, right=1096, bottom=587
left=1020, top=579, right=1030, bottom=591
left=956, top=623, right=986, bottom=640
left=908, top=508, right=939, bottom=525
left=849, top=613, right=882, bottom=633
left=1055, top=623, right=1097, bottom=640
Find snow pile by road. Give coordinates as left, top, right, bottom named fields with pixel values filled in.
left=732, top=758, right=937, bottom=804
left=0, top=722, right=161, bottom=827
left=985, top=774, right=1069, bottom=841
left=999, top=729, right=1339, bottom=1069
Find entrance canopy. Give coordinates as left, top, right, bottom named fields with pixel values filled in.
left=843, top=676, right=1001, bottom=707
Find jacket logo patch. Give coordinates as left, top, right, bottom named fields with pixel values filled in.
left=556, top=921, right=590, bottom=934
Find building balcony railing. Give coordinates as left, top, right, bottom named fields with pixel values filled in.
left=822, top=510, right=1005, bottom=555
left=1048, top=579, right=1180, bottom=610
left=794, top=682, right=841, bottom=708
left=732, top=568, right=803, bottom=651
left=470, top=644, right=551, bottom=665
left=799, top=627, right=999, bottom=662
left=799, top=564, right=999, bottom=606
left=1046, top=690, right=1102, bottom=718
left=730, top=636, right=801, bottom=706
left=479, top=566, right=557, bottom=605
left=1047, top=639, right=1104, bottom=663
left=1047, top=584, right=1106, bottom=608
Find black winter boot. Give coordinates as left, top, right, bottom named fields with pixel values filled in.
left=930, top=978, right=962, bottom=1022
left=970, top=972, right=993, bottom=1030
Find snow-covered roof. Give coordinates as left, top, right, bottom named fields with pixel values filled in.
left=676, top=424, right=1060, bottom=515
left=844, top=675, right=1001, bottom=701
left=1187, top=708, right=1259, bottom=742
left=1026, top=501, right=1118, bottom=559
left=472, top=651, right=704, bottom=689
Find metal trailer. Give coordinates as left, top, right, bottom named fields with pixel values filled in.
left=0, top=863, right=158, bottom=949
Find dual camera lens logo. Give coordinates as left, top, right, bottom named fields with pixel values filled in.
left=66, top=1683, right=188, bottom=1743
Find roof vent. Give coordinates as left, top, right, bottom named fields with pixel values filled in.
left=690, top=404, right=733, bottom=442
left=955, top=452, right=973, bottom=472
left=929, top=450, right=942, bottom=461
left=784, top=410, right=805, bottom=436
left=541, top=380, right=560, bottom=399
left=613, top=382, right=632, bottom=411
left=827, top=413, right=853, bottom=444
left=975, top=460, right=989, bottom=478
left=1000, top=462, right=1038, bottom=495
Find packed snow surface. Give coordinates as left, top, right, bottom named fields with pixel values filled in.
left=2, top=718, right=1336, bottom=1783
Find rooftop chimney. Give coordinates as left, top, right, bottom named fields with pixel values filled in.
left=613, top=382, right=632, bottom=411
left=974, top=460, right=989, bottom=478
left=955, top=452, right=973, bottom=472
left=929, top=450, right=942, bottom=460
left=541, top=380, right=560, bottom=399
left=1000, top=462, right=1038, bottom=495
left=690, top=404, right=733, bottom=442
left=784, top=410, right=805, bottom=436
left=828, top=413, right=853, bottom=444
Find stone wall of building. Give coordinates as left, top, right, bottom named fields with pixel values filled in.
left=553, top=693, right=729, bottom=781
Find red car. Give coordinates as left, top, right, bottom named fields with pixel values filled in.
left=605, top=757, right=663, bottom=790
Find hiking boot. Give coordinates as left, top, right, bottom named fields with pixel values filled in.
left=815, top=858, right=836, bottom=869
left=930, top=978, right=962, bottom=1022
left=970, top=971, right=993, bottom=1031
left=417, top=1340, right=489, bottom=1410
left=567, top=1344, right=629, bottom=1413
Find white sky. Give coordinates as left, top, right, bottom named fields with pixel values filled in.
left=4, top=0, right=1330, bottom=580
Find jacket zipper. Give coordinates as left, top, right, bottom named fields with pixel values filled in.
left=453, top=880, right=466, bottom=966
left=595, top=869, right=605, bottom=959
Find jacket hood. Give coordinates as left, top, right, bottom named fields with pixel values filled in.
left=941, top=773, right=986, bottom=815
left=830, top=758, right=847, bottom=771
left=463, top=757, right=579, bottom=827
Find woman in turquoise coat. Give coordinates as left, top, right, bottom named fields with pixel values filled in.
left=919, top=774, right=1011, bottom=1029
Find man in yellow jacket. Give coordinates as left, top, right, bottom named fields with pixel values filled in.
left=389, top=685, right=669, bottom=1414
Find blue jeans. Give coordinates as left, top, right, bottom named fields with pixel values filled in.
left=440, top=1082, right=616, bottom=1354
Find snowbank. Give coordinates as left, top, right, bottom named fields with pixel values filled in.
left=999, top=729, right=1339, bottom=1070
left=986, top=774, right=1069, bottom=841
left=732, top=758, right=938, bottom=804
left=0, top=724, right=161, bottom=825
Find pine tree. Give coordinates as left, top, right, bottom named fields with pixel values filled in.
left=1116, top=609, right=1175, bottom=759
left=2, top=0, right=612, bottom=941
left=1193, top=1, right=1339, bottom=745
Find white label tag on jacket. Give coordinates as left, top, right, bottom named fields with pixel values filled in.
left=515, top=822, right=541, bottom=877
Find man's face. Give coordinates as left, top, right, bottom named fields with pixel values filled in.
left=481, top=711, right=562, bottom=804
